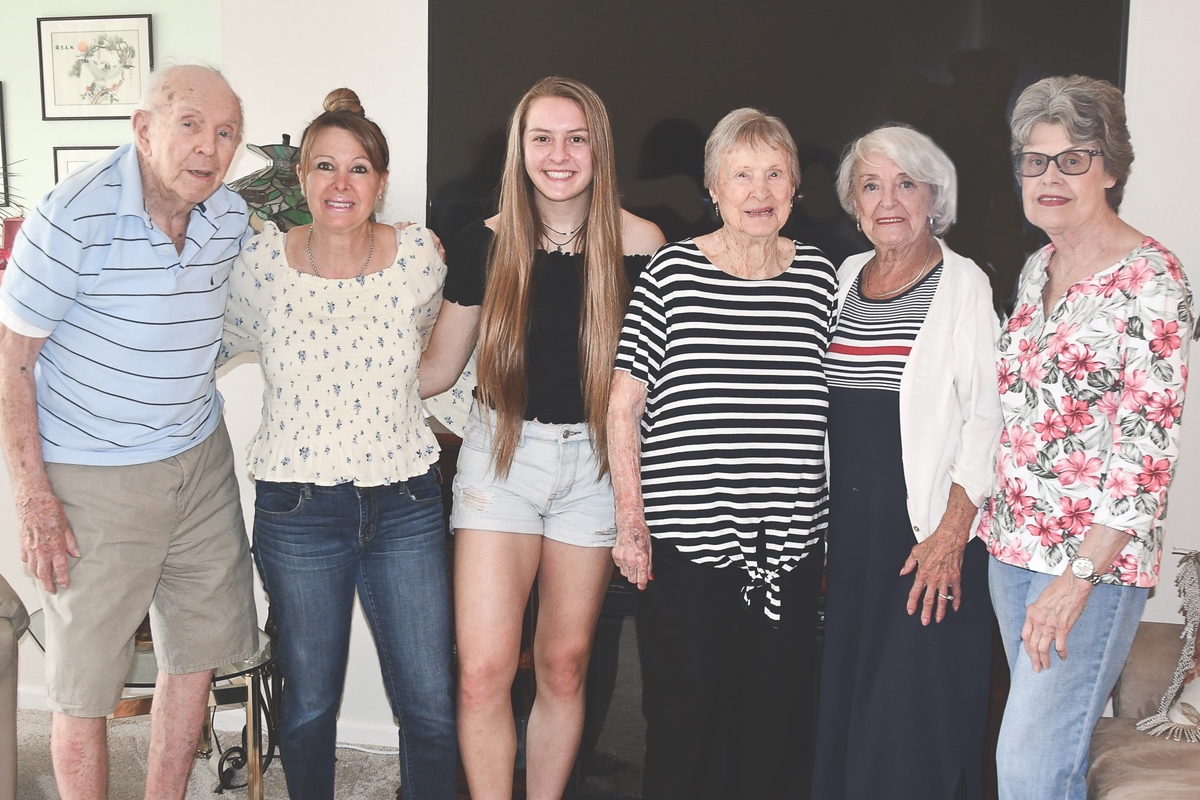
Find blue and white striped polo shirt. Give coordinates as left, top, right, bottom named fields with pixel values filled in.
left=0, top=143, right=249, bottom=466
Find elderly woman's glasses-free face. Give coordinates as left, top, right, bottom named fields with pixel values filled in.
left=1014, top=148, right=1104, bottom=178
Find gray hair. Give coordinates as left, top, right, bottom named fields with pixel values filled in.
left=1010, top=75, right=1132, bottom=211
left=703, top=108, right=800, bottom=192
left=138, top=62, right=244, bottom=130
left=835, top=124, right=957, bottom=236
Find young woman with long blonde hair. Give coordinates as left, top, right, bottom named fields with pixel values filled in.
left=421, top=76, right=664, bottom=800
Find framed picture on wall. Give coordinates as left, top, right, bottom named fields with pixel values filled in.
left=53, top=147, right=119, bottom=184
left=38, top=15, right=153, bottom=120
left=0, top=82, right=9, bottom=207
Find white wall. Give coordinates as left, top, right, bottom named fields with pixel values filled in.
left=1122, top=0, right=1200, bottom=622
left=215, top=0, right=431, bottom=747
left=1, top=0, right=1197, bottom=746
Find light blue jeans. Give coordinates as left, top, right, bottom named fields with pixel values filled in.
left=253, top=469, right=457, bottom=799
left=989, top=558, right=1147, bottom=800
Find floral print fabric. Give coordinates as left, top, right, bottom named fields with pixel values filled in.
left=221, top=222, right=445, bottom=486
left=979, top=239, right=1194, bottom=587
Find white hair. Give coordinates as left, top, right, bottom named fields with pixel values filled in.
left=836, top=124, right=957, bottom=236
left=138, top=61, right=243, bottom=127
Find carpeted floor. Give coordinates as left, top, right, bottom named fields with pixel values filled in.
left=16, top=708, right=403, bottom=799
left=16, top=622, right=647, bottom=798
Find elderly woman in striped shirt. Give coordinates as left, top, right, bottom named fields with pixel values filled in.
left=608, top=107, right=837, bottom=800
left=811, top=124, right=1002, bottom=800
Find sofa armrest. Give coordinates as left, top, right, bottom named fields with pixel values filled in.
left=1111, top=621, right=1187, bottom=719
left=0, top=574, right=28, bottom=641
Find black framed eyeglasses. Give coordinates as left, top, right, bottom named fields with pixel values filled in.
left=1014, top=149, right=1104, bottom=178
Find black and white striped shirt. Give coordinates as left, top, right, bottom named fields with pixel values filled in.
left=615, top=239, right=837, bottom=622
left=825, top=265, right=942, bottom=392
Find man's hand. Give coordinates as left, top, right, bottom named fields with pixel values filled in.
left=16, top=489, right=79, bottom=593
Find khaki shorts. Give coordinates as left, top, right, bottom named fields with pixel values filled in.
left=41, top=420, right=258, bottom=717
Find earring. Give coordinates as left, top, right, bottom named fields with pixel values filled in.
left=856, top=217, right=861, bottom=233
left=928, top=216, right=934, bottom=228
left=714, top=202, right=720, bottom=218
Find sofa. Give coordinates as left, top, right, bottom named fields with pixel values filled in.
left=1087, top=620, right=1198, bottom=799
left=1, top=573, right=30, bottom=800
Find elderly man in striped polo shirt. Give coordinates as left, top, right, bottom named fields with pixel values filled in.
left=0, top=64, right=257, bottom=799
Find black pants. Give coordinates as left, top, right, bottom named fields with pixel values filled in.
left=635, top=538, right=822, bottom=800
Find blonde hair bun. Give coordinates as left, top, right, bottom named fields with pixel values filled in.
left=324, top=88, right=364, bottom=116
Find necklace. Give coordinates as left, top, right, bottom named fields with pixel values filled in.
left=865, top=241, right=937, bottom=299
left=542, top=218, right=586, bottom=253
left=306, top=223, right=375, bottom=279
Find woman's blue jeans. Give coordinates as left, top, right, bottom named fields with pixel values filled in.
left=252, top=469, right=457, bottom=800
left=989, top=558, right=1147, bottom=800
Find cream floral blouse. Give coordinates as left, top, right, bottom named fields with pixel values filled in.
left=221, top=222, right=445, bottom=486
left=979, top=239, right=1194, bottom=587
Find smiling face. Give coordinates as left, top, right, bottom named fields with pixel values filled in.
left=711, top=145, right=795, bottom=239
left=133, top=67, right=242, bottom=211
left=522, top=96, right=594, bottom=206
left=1019, top=122, right=1116, bottom=237
left=300, top=126, right=388, bottom=233
left=852, top=153, right=935, bottom=252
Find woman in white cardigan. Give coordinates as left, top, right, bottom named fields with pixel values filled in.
left=811, top=125, right=1002, bottom=800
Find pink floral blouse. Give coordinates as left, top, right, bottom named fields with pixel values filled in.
left=978, top=239, right=1194, bottom=587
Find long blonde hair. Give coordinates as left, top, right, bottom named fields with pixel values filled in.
left=475, top=76, right=627, bottom=477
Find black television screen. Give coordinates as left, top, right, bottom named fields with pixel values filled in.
left=429, top=0, right=1128, bottom=311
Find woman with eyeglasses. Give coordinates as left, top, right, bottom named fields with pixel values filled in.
left=979, top=75, right=1195, bottom=800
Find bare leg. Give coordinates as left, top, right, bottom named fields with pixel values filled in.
left=524, top=539, right=614, bottom=800
left=145, top=669, right=212, bottom=800
left=454, top=529, right=542, bottom=800
left=51, top=713, right=108, bottom=800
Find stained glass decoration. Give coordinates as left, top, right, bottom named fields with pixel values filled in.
left=229, top=134, right=310, bottom=232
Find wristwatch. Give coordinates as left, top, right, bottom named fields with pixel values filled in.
left=1069, top=556, right=1104, bottom=585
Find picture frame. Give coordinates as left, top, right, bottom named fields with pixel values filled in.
left=38, top=15, right=153, bottom=120
left=53, top=147, right=119, bottom=184
left=0, top=82, right=9, bottom=207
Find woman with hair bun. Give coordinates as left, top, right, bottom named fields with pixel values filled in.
left=222, top=88, right=457, bottom=799
left=420, top=76, right=664, bottom=800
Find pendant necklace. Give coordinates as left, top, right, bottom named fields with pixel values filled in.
left=307, top=223, right=375, bottom=279
left=542, top=218, right=586, bottom=253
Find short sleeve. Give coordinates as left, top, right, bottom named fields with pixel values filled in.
left=615, top=256, right=668, bottom=388
left=219, top=226, right=275, bottom=365
left=442, top=220, right=492, bottom=307
left=396, top=225, right=447, bottom=347
left=0, top=199, right=85, bottom=337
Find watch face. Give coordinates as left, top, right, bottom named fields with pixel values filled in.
left=1071, top=557, right=1095, bottom=579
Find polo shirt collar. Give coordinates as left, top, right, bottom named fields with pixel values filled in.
left=113, top=142, right=236, bottom=228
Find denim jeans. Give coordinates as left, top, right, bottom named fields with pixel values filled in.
left=989, top=558, right=1147, bottom=800
left=253, top=469, right=457, bottom=800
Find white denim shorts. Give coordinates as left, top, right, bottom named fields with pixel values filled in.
left=450, top=404, right=617, bottom=547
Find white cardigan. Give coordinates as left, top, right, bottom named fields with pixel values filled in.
left=833, top=239, right=1002, bottom=543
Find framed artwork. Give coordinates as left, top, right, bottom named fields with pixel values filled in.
left=53, top=147, right=119, bottom=184
left=0, top=82, right=8, bottom=207
left=38, top=15, right=153, bottom=120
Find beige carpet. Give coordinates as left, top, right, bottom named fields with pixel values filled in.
left=16, top=708, right=402, bottom=799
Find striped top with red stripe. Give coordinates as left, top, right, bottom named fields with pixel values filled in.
left=825, top=263, right=942, bottom=392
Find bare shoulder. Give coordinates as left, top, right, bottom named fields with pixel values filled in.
left=483, top=214, right=500, bottom=233
left=620, top=210, right=666, bottom=256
